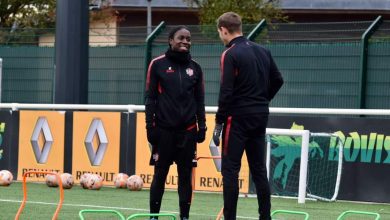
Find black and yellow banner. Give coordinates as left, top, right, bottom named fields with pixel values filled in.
left=135, top=113, right=250, bottom=193
left=71, top=112, right=121, bottom=186
left=0, top=111, right=19, bottom=176
left=17, top=111, right=65, bottom=181
left=268, top=115, right=390, bottom=203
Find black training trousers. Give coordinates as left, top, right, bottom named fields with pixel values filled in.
left=149, top=127, right=197, bottom=220
left=221, top=114, right=271, bottom=220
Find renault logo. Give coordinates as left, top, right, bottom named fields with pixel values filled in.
left=84, top=118, right=108, bottom=166
left=31, top=117, right=53, bottom=164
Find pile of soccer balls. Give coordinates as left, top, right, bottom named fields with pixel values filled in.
left=114, top=173, right=143, bottom=191
left=0, top=170, right=13, bottom=186
left=1, top=169, right=143, bottom=191
left=79, top=173, right=104, bottom=190
left=46, top=172, right=105, bottom=190
left=45, top=173, right=74, bottom=189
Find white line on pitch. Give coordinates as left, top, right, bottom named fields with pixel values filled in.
left=0, top=198, right=257, bottom=219
left=0, top=198, right=150, bottom=212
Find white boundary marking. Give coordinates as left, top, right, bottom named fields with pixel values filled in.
left=0, top=198, right=149, bottom=211
left=0, top=198, right=257, bottom=219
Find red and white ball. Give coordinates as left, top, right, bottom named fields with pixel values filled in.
left=0, top=170, right=13, bottom=186
left=45, top=174, right=59, bottom=187
left=79, top=173, right=91, bottom=189
left=114, top=173, right=129, bottom=188
left=127, top=175, right=143, bottom=191
left=60, top=173, right=74, bottom=189
left=85, top=174, right=103, bottom=190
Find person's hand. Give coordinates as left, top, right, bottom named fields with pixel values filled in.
left=146, top=127, right=160, bottom=145
left=197, top=127, right=207, bottom=143
left=213, top=123, right=223, bottom=146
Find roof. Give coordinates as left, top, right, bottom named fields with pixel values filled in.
left=281, top=0, right=390, bottom=10
left=111, top=0, right=192, bottom=8
left=111, top=0, right=390, bottom=10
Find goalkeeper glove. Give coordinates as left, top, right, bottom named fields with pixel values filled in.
left=197, top=126, right=207, bottom=143
left=212, top=123, right=223, bottom=146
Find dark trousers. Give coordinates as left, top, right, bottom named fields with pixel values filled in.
left=221, top=114, right=271, bottom=220
left=150, top=127, right=196, bottom=220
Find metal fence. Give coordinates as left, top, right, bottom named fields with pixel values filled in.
left=257, top=21, right=372, bottom=43
left=1, top=19, right=390, bottom=109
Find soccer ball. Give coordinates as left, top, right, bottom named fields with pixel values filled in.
left=45, top=174, right=59, bottom=187
left=114, top=173, right=129, bottom=188
left=79, top=173, right=91, bottom=189
left=85, top=174, right=103, bottom=190
left=60, top=173, right=74, bottom=189
left=127, top=175, right=143, bottom=191
left=0, top=170, right=13, bottom=186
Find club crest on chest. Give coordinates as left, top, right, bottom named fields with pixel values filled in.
left=186, top=68, right=194, bottom=76
left=166, top=66, right=175, bottom=73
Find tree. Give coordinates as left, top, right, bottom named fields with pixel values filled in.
left=0, top=0, right=118, bottom=29
left=0, top=0, right=118, bottom=44
left=184, top=0, right=287, bottom=25
left=0, top=0, right=56, bottom=29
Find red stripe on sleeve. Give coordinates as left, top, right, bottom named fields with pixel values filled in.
left=219, top=45, right=235, bottom=84
left=145, top=55, right=165, bottom=91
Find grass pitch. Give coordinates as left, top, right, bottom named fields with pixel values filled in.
left=0, top=182, right=389, bottom=219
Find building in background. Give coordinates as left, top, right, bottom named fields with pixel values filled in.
left=37, top=0, right=390, bottom=46
left=111, top=0, right=199, bottom=26
left=111, top=0, right=390, bottom=26
left=281, top=0, right=390, bottom=22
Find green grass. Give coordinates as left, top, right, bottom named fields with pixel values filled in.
left=0, top=182, right=389, bottom=219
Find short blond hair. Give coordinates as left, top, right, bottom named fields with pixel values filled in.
left=217, top=12, right=242, bottom=34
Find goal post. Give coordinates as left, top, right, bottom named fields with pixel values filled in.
left=266, top=128, right=310, bottom=204
left=306, top=132, right=343, bottom=202
left=266, top=128, right=343, bottom=204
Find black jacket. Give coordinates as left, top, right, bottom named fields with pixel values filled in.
left=145, top=49, right=206, bottom=130
left=216, top=36, right=284, bottom=124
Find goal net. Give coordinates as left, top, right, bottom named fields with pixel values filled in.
left=266, top=128, right=343, bottom=203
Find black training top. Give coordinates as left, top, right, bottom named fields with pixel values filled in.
left=216, top=36, right=284, bottom=124
left=145, top=49, right=206, bottom=130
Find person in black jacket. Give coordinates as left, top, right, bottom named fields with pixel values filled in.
left=212, top=12, right=284, bottom=220
left=145, top=25, right=206, bottom=220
